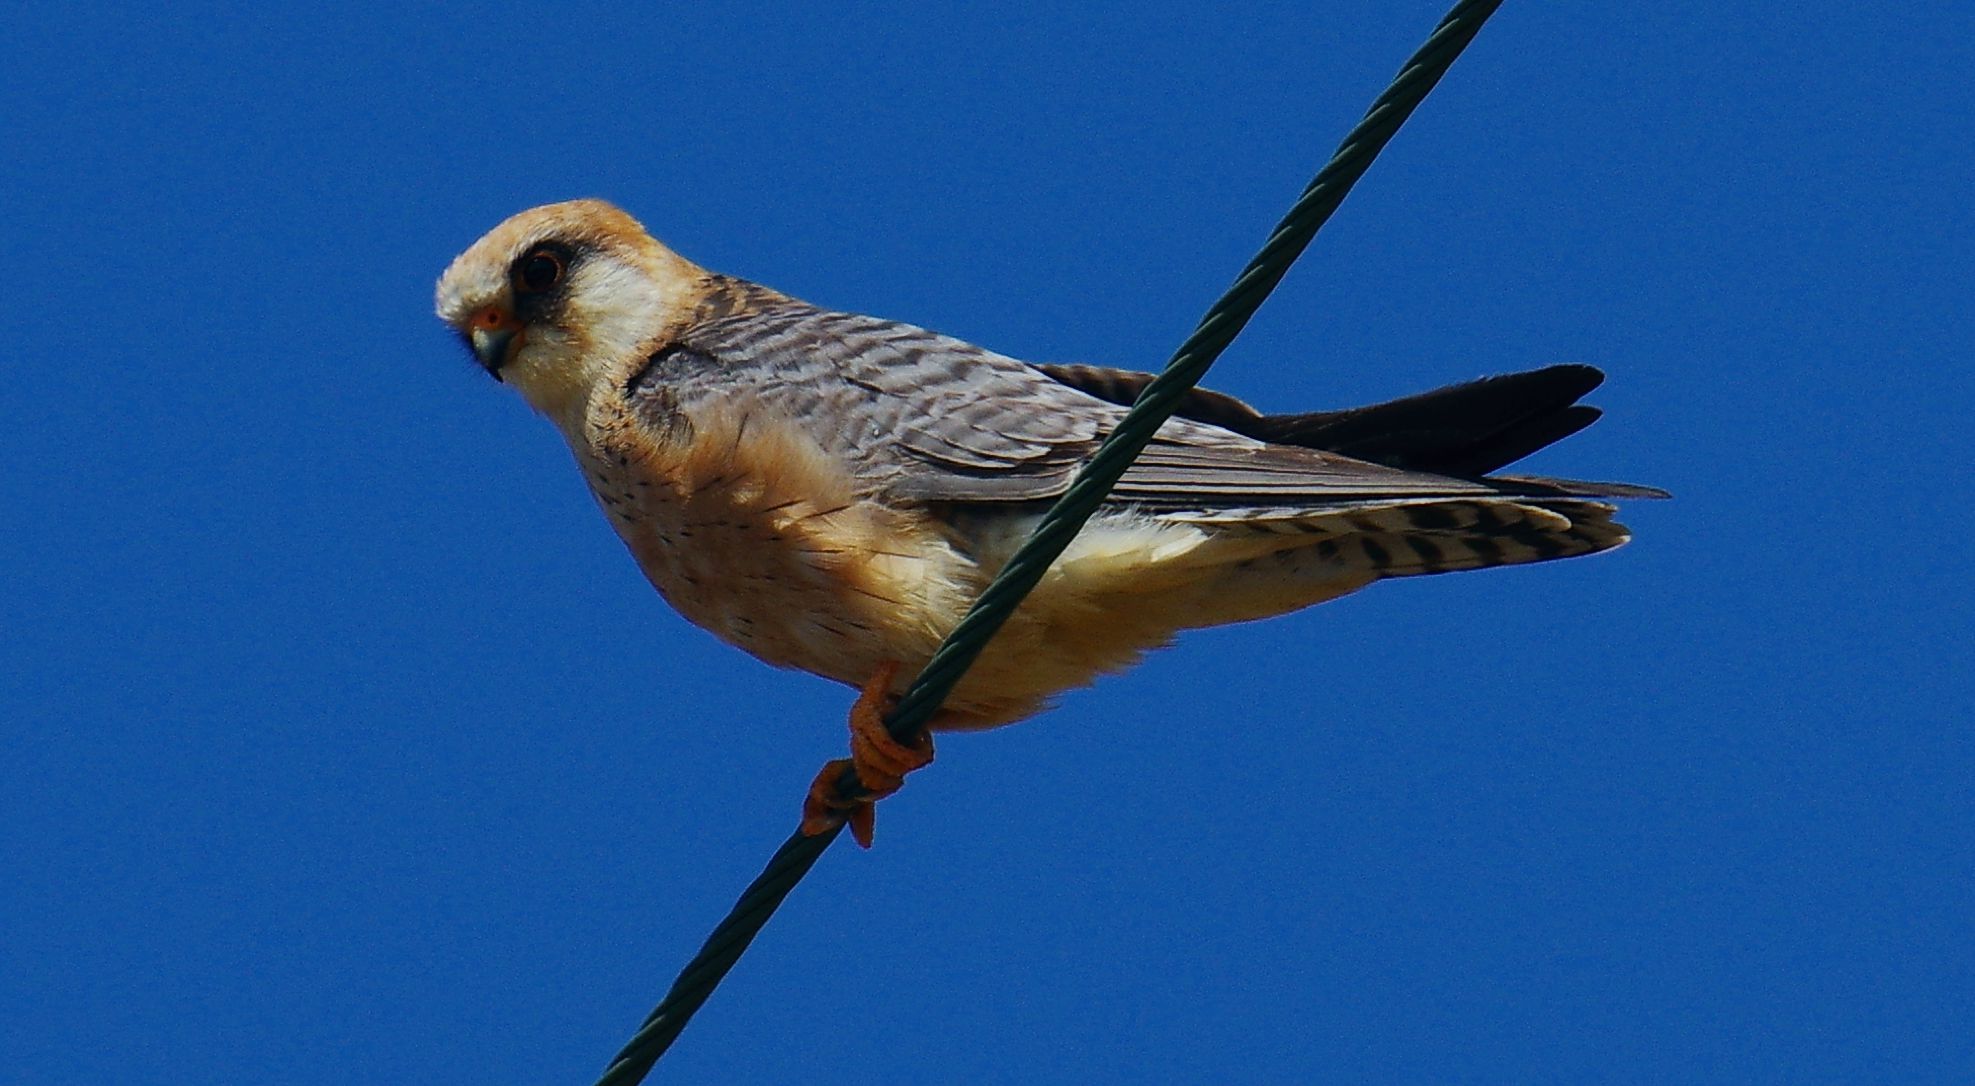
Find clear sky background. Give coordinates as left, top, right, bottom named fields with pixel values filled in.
left=5, top=3, right=1970, bottom=1082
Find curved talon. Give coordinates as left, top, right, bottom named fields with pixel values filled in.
left=797, top=661, right=934, bottom=848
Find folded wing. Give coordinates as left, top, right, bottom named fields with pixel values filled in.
left=633, top=300, right=1663, bottom=515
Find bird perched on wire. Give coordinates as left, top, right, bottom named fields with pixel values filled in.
left=436, top=199, right=1663, bottom=846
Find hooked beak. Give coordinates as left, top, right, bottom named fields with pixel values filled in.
left=466, top=307, right=522, bottom=380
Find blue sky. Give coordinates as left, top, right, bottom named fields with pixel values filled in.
left=5, top=3, right=1970, bottom=1082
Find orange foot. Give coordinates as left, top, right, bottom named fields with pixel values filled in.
left=799, top=661, right=935, bottom=848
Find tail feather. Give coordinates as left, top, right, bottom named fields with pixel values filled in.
left=1339, top=501, right=1632, bottom=578
left=1167, top=497, right=1576, bottom=535
left=1170, top=497, right=1631, bottom=578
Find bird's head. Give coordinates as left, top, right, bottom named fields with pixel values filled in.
left=436, top=199, right=705, bottom=426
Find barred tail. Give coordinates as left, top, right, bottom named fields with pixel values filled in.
left=1326, top=500, right=1630, bottom=578
left=1170, top=497, right=1632, bottom=578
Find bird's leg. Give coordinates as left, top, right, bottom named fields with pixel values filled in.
left=799, top=660, right=935, bottom=848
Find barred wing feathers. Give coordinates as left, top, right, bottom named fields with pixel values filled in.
left=624, top=295, right=1656, bottom=573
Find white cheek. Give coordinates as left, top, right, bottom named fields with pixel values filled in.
left=566, top=262, right=679, bottom=361
left=504, top=257, right=692, bottom=431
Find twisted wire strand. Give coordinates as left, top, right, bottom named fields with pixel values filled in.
left=594, top=3, right=1503, bottom=1080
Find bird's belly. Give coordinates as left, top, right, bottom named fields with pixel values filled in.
left=576, top=402, right=1376, bottom=730
left=593, top=474, right=1375, bottom=729
left=575, top=416, right=980, bottom=693
left=615, top=498, right=958, bottom=684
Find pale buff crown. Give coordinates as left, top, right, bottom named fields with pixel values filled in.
left=435, top=199, right=708, bottom=431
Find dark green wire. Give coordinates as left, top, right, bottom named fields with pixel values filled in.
left=594, top=3, right=1504, bottom=1081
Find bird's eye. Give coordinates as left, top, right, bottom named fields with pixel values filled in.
left=515, top=247, right=566, bottom=294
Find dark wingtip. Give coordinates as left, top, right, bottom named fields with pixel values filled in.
left=1542, top=363, right=1606, bottom=396
left=1439, top=404, right=1605, bottom=476
left=1486, top=474, right=1671, bottom=499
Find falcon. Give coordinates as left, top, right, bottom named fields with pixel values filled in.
left=435, top=199, right=1662, bottom=846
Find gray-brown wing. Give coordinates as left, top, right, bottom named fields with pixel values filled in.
left=627, top=297, right=1504, bottom=508
left=633, top=300, right=1099, bottom=489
